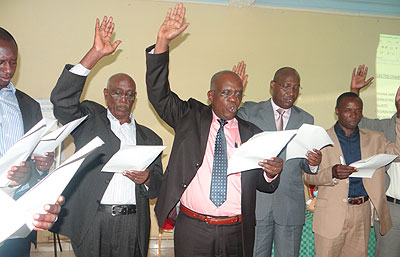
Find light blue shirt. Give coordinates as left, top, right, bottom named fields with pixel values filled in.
left=0, top=82, right=24, bottom=157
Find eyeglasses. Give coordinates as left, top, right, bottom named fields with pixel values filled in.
left=274, top=81, right=302, bottom=92
left=211, top=89, right=244, bottom=99
left=110, top=91, right=136, bottom=101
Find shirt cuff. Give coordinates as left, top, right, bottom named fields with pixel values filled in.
left=263, top=172, right=278, bottom=183
left=69, top=63, right=91, bottom=76
left=309, top=165, right=318, bottom=173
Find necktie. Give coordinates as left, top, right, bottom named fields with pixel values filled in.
left=210, top=119, right=228, bottom=207
left=276, top=108, right=285, bottom=131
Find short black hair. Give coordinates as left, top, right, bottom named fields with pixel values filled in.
left=336, top=92, right=363, bottom=109
left=0, top=27, right=18, bottom=49
left=273, top=67, right=300, bottom=82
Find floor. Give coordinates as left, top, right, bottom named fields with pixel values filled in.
left=30, top=238, right=175, bottom=257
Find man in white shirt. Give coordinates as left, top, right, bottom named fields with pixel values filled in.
left=50, top=17, right=163, bottom=257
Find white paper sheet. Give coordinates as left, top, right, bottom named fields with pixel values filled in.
left=0, top=119, right=48, bottom=187
left=33, top=116, right=87, bottom=157
left=286, top=124, right=334, bottom=160
left=227, top=130, right=297, bottom=175
left=101, top=145, right=166, bottom=173
left=0, top=136, right=104, bottom=243
left=349, top=154, right=398, bottom=178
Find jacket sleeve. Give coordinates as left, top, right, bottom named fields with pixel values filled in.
left=145, top=45, right=191, bottom=129
left=50, top=65, right=89, bottom=125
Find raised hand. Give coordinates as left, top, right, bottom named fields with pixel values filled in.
left=155, top=3, right=189, bottom=54
left=93, top=16, right=121, bottom=56
left=80, top=16, right=121, bottom=70
left=350, top=64, right=374, bottom=95
left=232, top=61, right=248, bottom=89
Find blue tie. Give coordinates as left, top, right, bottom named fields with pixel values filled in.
left=210, top=119, right=228, bottom=207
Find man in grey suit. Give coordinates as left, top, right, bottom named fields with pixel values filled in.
left=236, top=65, right=322, bottom=257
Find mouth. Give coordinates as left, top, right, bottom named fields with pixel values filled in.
left=0, top=76, right=11, bottom=83
left=228, top=105, right=237, bottom=113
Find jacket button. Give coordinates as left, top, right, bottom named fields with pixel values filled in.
left=182, top=183, right=187, bottom=188
left=195, top=163, right=200, bottom=168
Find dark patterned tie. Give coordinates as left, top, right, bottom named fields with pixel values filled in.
left=210, top=119, right=228, bottom=207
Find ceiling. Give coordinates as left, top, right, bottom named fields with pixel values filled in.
left=181, top=0, right=400, bottom=17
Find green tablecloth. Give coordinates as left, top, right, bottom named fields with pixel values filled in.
left=272, top=211, right=376, bottom=257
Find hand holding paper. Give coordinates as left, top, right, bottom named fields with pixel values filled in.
left=101, top=145, right=166, bottom=173
left=0, top=136, right=104, bottom=243
left=349, top=154, right=397, bottom=178
left=0, top=119, right=47, bottom=187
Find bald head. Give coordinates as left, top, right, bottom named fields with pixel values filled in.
left=210, top=70, right=243, bottom=91
left=104, top=73, right=137, bottom=124
left=107, top=73, right=136, bottom=91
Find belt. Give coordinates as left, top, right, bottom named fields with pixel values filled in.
left=180, top=205, right=242, bottom=225
left=97, top=204, right=136, bottom=216
left=387, top=196, right=400, bottom=205
left=348, top=196, right=369, bottom=205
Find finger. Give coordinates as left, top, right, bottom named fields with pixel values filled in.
left=365, top=77, right=374, bottom=85
left=56, top=195, right=65, bottom=206
left=112, top=40, right=122, bottom=50
left=44, top=203, right=61, bottom=215
left=352, top=67, right=356, bottom=78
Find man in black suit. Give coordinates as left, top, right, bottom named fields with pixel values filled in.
left=0, top=27, right=63, bottom=257
left=50, top=17, right=163, bottom=257
left=146, top=4, right=282, bottom=257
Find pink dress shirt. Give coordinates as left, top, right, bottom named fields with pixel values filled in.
left=180, top=112, right=242, bottom=217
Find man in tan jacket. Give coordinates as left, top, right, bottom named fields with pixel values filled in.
left=304, top=90, right=400, bottom=257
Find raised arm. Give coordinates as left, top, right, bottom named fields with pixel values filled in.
left=80, top=16, right=121, bottom=69
left=154, top=3, right=189, bottom=54
left=232, top=61, right=248, bottom=89
left=51, top=16, right=121, bottom=124
left=350, top=64, right=374, bottom=95
left=146, top=3, right=191, bottom=128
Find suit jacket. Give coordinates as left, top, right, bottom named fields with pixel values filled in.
left=50, top=65, right=163, bottom=257
left=14, top=90, right=43, bottom=198
left=303, top=123, right=400, bottom=239
left=237, top=99, right=314, bottom=225
left=145, top=45, right=280, bottom=257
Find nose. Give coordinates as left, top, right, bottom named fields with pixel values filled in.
left=0, top=62, right=11, bottom=74
left=120, top=95, right=129, bottom=103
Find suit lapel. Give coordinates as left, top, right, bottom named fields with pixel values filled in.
left=200, top=106, right=213, bottom=155
left=286, top=106, right=302, bottom=130
left=262, top=99, right=278, bottom=131
left=15, top=90, right=32, bottom=133
left=135, top=121, right=146, bottom=145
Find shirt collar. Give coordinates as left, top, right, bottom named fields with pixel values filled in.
left=334, top=121, right=359, bottom=138
left=271, top=98, right=292, bottom=116
left=211, top=111, right=238, bottom=128
left=0, top=82, right=16, bottom=94
left=107, top=109, right=134, bottom=126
